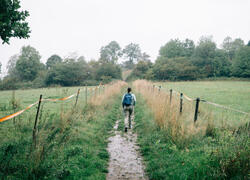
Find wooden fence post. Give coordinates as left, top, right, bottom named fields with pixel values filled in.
left=153, top=85, right=155, bottom=92
left=33, top=95, right=42, bottom=148
left=194, top=98, right=200, bottom=123
left=158, top=86, right=161, bottom=93
left=180, top=93, right=183, bottom=113
left=85, top=86, right=88, bottom=105
left=170, top=89, right=172, bottom=104
left=74, top=89, right=80, bottom=107
left=12, top=90, right=16, bottom=124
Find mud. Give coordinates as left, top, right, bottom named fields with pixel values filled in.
left=106, top=120, right=148, bottom=180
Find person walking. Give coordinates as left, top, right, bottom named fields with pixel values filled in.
left=122, top=87, right=136, bottom=132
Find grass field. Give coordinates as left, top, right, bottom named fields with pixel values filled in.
left=155, top=81, right=250, bottom=127
left=0, top=86, right=100, bottom=120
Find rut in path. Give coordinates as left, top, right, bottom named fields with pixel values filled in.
left=106, top=119, right=148, bottom=180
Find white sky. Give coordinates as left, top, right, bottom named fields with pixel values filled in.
left=1, top=0, right=250, bottom=75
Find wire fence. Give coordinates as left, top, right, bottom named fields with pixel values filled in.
left=0, top=84, right=108, bottom=149
left=0, top=85, right=106, bottom=123
left=152, top=84, right=250, bottom=123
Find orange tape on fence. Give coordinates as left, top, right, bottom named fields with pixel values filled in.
left=0, top=94, right=76, bottom=123
left=43, top=94, right=75, bottom=102
left=0, top=102, right=38, bottom=123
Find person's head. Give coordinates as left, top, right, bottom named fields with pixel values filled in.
left=127, top=87, right=132, bottom=93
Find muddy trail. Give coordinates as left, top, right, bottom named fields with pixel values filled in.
left=106, top=117, right=148, bottom=180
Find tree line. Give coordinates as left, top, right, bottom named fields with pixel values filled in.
left=128, top=36, right=250, bottom=81
left=0, top=41, right=148, bottom=89
left=1, top=36, right=250, bottom=90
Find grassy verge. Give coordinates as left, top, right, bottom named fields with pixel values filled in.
left=0, top=83, right=125, bottom=179
left=134, top=93, right=249, bottom=179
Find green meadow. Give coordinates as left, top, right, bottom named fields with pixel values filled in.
left=0, top=86, right=100, bottom=120
left=156, top=81, right=250, bottom=127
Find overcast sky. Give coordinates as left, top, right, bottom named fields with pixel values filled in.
left=1, top=0, right=250, bottom=75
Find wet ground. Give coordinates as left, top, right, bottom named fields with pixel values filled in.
left=106, top=120, right=148, bottom=180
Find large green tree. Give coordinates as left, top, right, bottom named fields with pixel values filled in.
left=192, top=36, right=217, bottom=77
left=123, top=43, right=141, bottom=68
left=222, top=37, right=245, bottom=61
left=182, top=39, right=195, bottom=57
left=0, top=0, right=30, bottom=44
left=100, top=41, right=122, bottom=64
left=46, top=59, right=91, bottom=86
left=159, top=39, right=184, bottom=58
left=7, top=54, right=18, bottom=76
left=46, top=54, right=62, bottom=69
left=159, top=39, right=195, bottom=58
left=232, top=46, right=250, bottom=77
left=15, top=46, right=44, bottom=81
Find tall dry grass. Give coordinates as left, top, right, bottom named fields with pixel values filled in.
left=133, top=80, right=212, bottom=145
left=89, top=81, right=127, bottom=106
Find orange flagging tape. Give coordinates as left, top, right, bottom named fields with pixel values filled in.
left=0, top=94, right=76, bottom=123
left=43, top=94, right=75, bottom=102
left=0, top=102, right=38, bottom=123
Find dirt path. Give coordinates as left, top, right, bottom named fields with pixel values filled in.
left=106, top=120, right=148, bottom=180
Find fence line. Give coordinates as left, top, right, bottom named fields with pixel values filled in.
left=0, top=85, right=105, bottom=123
left=201, top=100, right=250, bottom=115
left=153, top=84, right=250, bottom=118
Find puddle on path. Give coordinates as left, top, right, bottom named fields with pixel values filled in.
left=106, top=120, right=148, bottom=180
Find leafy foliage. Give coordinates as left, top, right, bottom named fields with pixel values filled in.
left=123, top=43, right=141, bottom=69
left=159, top=38, right=195, bottom=58
left=222, top=36, right=245, bottom=61
left=0, top=0, right=30, bottom=44
left=46, top=60, right=90, bottom=86
left=129, top=36, right=248, bottom=81
left=46, top=54, right=62, bottom=69
left=153, top=57, right=198, bottom=80
left=232, top=46, right=250, bottom=77
left=127, top=61, right=153, bottom=80
left=100, top=41, right=122, bottom=64
left=16, top=46, right=44, bottom=81
left=96, top=62, right=122, bottom=83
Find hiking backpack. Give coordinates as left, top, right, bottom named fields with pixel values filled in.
left=123, top=93, right=133, bottom=106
